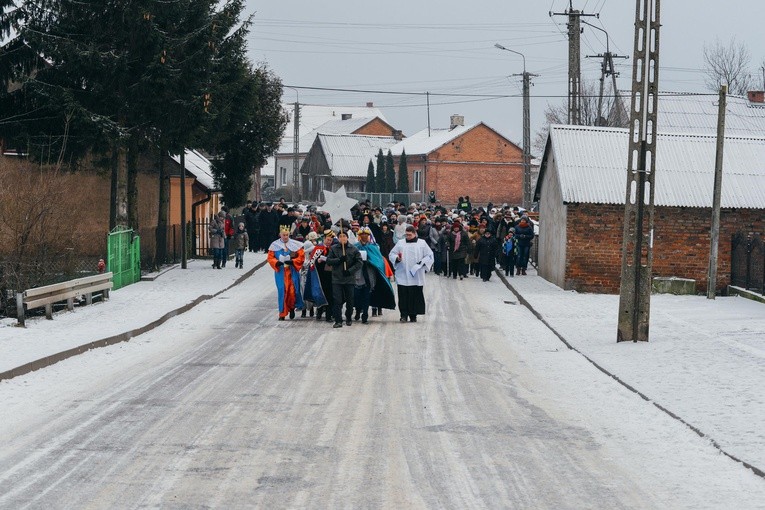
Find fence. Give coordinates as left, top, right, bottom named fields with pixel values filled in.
left=347, top=192, right=425, bottom=208
left=731, top=232, right=765, bottom=295
left=107, top=226, right=141, bottom=291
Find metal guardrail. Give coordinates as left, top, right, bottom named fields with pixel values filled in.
left=16, top=272, right=113, bottom=326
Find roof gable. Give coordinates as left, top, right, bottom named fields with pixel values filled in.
left=315, top=134, right=399, bottom=178
left=390, top=122, right=518, bottom=156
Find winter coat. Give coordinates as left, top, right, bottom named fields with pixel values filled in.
left=514, top=221, right=535, bottom=247
left=377, top=229, right=395, bottom=259
left=326, top=241, right=362, bottom=285
left=475, top=235, right=498, bottom=265
left=447, top=230, right=470, bottom=260
left=208, top=216, right=225, bottom=249
left=496, top=219, right=515, bottom=241
left=244, top=208, right=260, bottom=232
left=235, top=230, right=249, bottom=250
left=466, top=231, right=480, bottom=264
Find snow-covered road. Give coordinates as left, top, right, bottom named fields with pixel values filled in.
left=0, top=268, right=763, bottom=508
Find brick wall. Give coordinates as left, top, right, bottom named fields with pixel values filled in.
left=396, top=123, right=525, bottom=206
left=564, top=203, right=765, bottom=294
left=353, top=118, right=396, bottom=137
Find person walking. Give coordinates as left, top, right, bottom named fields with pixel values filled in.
left=326, top=230, right=362, bottom=328
left=447, top=221, right=469, bottom=280
left=475, top=228, right=498, bottom=282
left=354, top=227, right=396, bottom=323
left=389, top=225, right=434, bottom=323
left=501, top=231, right=517, bottom=277
left=208, top=212, right=226, bottom=269
left=514, top=215, right=534, bottom=275
left=267, top=227, right=306, bottom=320
left=234, top=222, right=248, bottom=269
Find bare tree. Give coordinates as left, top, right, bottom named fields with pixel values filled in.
left=703, top=38, right=753, bottom=96
left=533, top=80, right=625, bottom=154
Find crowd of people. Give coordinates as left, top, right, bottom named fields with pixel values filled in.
left=209, top=195, right=537, bottom=325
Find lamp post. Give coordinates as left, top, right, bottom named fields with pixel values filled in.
left=284, top=86, right=300, bottom=204
left=495, top=43, right=537, bottom=209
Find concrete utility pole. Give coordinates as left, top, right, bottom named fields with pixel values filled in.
left=551, top=3, right=597, bottom=125
left=707, top=84, right=727, bottom=299
left=495, top=43, right=539, bottom=209
left=292, top=100, right=300, bottom=203
left=617, top=0, right=661, bottom=343
left=584, top=21, right=628, bottom=126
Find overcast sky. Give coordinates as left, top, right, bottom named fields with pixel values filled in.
left=244, top=1, right=765, bottom=147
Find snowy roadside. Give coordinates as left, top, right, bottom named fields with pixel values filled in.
left=503, top=268, right=765, bottom=476
left=0, top=254, right=267, bottom=377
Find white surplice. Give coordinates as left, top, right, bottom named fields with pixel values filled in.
left=388, top=238, right=434, bottom=286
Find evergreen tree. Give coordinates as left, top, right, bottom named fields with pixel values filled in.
left=375, top=149, right=386, bottom=194
left=397, top=149, right=410, bottom=193
left=365, top=159, right=375, bottom=193
left=385, top=150, right=396, bottom=194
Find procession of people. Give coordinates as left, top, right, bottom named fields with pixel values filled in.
left=210, top=196, right=536, bottom=324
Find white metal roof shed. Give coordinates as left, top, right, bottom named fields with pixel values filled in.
left=542, top=124, right=765, bottom=208
left=317, top=134, right=399, bottom=178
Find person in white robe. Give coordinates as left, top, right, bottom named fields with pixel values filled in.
left=388, top=225, right=434, bottom=323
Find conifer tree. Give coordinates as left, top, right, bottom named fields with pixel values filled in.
left=365, top=159, right=376, bottom=193
left=385, top=150, right=396, bottom=194
left=375, top=149, right=386, bottom=194
left=397, top=149, right=410, bottom=193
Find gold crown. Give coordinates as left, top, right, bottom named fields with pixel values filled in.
left=279, top=225, right=291, bottom=234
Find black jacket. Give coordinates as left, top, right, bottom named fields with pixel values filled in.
left=475, top=235, right=499, bottom=265
left=326, top=241, right=362, bottom=285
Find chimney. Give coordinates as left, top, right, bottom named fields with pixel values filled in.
left=450, top=114, right=464, bottom=130
left=392, top=130, right=403, bottom=141
left=747, top=91, right=764, bottom=103
left=366, top=102, right=374, bottom=107
left=341, top=113, right=352, bottom=120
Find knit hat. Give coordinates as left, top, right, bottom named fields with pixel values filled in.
left=307, top=231, right=319, bottom=241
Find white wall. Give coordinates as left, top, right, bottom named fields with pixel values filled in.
left=537, top=153, right=567, bottom=288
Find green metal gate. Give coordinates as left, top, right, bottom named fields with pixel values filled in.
left=107, top=226, right=141, bottom=290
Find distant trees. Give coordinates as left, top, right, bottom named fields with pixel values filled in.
left=533, top=81, right=623, bottom=154
left=703, top=38, right=754, bottom=96
left=397, top=150, right=409, bottom=193
left=0, top=0, right=285, bottom=230
left=365, top=160, right=376, bottom=192
left=385, top=150, right=396, bottom=194
left=375, top=149, right=386, bottom=193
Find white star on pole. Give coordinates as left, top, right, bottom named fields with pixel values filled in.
left=320, top=186, right=357, bottom=225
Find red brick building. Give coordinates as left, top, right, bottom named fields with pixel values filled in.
left=535, top=125, right=765, bottom=294
left=390, top=117, right=525, bottom=206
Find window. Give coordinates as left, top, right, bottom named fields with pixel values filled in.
left=279, top=167, right=287, bottom=187
left=413, top=170, right=422, bottom=193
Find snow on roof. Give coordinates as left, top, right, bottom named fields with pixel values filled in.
left=170, top=149, right=215, bottom=190
left=618, top=92, right=765, bottom=137
left=277, top=104, right=387, bottom=154
left=389, top=124, right=474, bottom=156
left=544, top=124, right=765, bottom=208
left=297, top=116, right=383, bottom=150
left=317, top=134, right=399, bottom=178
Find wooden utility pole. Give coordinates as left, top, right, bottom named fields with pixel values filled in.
left=617, top=0, right=661, bottom=343
left=551, top=3, right=597, bottom=125
left=707, top=84, right=727, bottom=299
left=180, top=150, right=187, bottom=269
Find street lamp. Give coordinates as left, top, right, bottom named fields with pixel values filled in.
left=495, top=43, right=536, bottom=209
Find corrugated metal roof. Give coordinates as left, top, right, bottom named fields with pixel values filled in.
left=278, top=104, right=387, bottom=154
left=548, top=124, right=765, bottom=208
left=318, top=134, right=399, bottom=178
left=298, top=116, right=382, bottom=149
left=618, top=93, right=765, bottom=137
left=170, top=149, right=215, bottom=190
